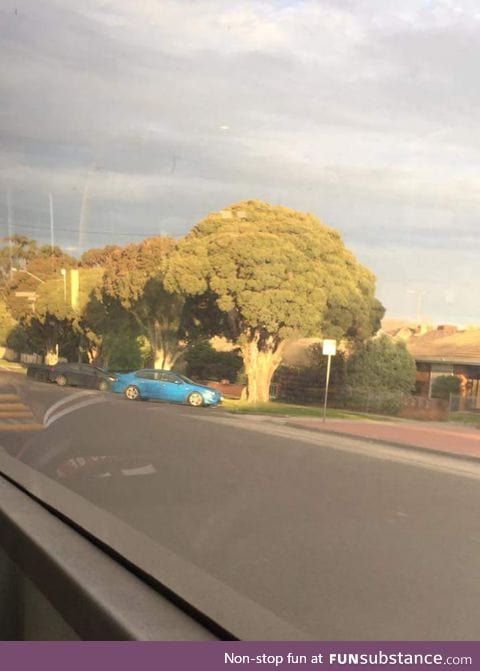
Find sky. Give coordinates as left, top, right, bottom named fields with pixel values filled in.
left=1, top=0, right=480, bottom=324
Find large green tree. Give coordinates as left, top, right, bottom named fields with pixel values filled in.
left=80, top=244, right=122, bottom=268
left=0, top=235, right=41, bottom=292
left=4, top=247, right=78, bottom=362
left=167, top=200, right=384, bottom=403
left=6, top=264, right=103, bottom=364
left=102, top=237, right=185, bottom=369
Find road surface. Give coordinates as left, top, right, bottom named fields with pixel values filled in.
left=2, top=373, right=480, bottom=640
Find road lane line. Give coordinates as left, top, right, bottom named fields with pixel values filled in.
left=45, top=396, right=108, bottom=427
left=43, top=390, right=99, bottom=425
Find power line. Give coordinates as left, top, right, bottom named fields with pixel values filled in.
left=0, top=219, right=186, bottom=239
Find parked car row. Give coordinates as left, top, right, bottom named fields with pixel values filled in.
left=26, top=362, right=223, bottom=407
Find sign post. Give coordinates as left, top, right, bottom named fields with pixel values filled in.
left=322, top=339, right=337, bottom=422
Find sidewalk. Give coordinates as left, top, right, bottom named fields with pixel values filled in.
left=285, top=417, right=480, bottom=462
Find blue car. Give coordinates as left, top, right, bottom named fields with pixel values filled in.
left=111, top=369, right=223, bottom=407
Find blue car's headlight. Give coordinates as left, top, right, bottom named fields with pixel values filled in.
left=204, top=390, right=219, bottom=400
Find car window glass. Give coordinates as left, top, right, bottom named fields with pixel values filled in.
left=136, top=370, right=155, bottom=380
left=156, top=372, right=178, bottom=383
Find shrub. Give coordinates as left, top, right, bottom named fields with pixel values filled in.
left=431, top=375, right=461, bottom=400
left=184, top=340, right=243, bottom=382
left=342, top=335, right=417, bottom=415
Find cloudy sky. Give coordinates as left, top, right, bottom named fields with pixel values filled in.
left=1, top=0, right=479, bottom=323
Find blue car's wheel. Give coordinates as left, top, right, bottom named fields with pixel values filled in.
left=124, top=385, right=141, bottom=401
left=187, top=391, right=204, bottom=407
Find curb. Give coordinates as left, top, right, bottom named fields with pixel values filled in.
left=284, top=421, right=480, bottom=466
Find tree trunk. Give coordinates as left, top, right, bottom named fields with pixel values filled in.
left=146, top=319, right=184, bottom=370
left=87, top=344, right=101, bottom=365
left=153, top=347, right=183, bottom=370
left=153, top=348, right=170, bottom=370
left=45, top=343, right=59, bottom=366
left=241, top=338, right=284, bottom=404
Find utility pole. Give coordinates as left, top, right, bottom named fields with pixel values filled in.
left=49, top=193, right=55, bottom=273
left=6, top=188, right=13, bottom=278
left=70, top=268, right=79, bottom=310
left=49, top=193, right=55, bottom=252
left=60, top=269, right=67, bottom=302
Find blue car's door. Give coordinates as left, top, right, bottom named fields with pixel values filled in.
left=133, top=370, right=157, bottom=397
left=152, top=371, right=186, bottom=402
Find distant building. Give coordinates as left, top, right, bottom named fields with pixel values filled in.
left=391, top=324, right=480, bottom=409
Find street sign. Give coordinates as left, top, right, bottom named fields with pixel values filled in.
left=322, top=339, right=337, bottom=422
left=322, top=339, right=337, bottom=356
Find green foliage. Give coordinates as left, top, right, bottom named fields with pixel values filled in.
left=184, top=340, right=243, bottom=382
left=167, top=200, right=384, bottom=344
left=0, top=236, right=44, bottom=293
left=274, top=355, right=346, bottom=403
left=343, top=335, right=416, bottom=414
left=80, top=245, right=121, bottom=268
left=308, top=344, right=346, bottom=385
left=346, top=335, right=416, bottom=392
left=0, top=301, right=17, bottom=346
left=103, top=237, right=185, bottom=368
left=5, top=247, right=77, bottom=323
left=102, top=332, right=144, bottom=371
left=166, top=200, right=384, bottom=402
left=7, top=316, right=80, bottom=359
left=431, top=375, right=461, bottom=400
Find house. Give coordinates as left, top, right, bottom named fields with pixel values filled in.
left=401, top=325, right=480, bottom=409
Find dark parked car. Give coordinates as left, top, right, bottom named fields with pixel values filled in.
left=27, top=362, right=117, bottom=391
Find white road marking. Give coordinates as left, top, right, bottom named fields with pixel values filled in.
left=43, top=390, right=98, bottom=425
left=121, top=464, right=157, bottom=476
left=44, top=395, right=107, bottom=428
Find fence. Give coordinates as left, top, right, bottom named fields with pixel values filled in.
left=275, top=380, right=451, bottom=419
left=19, top=353, right=43, bottom=365
left=275, top=380, right=406, bottom=415
left=449, top=394, right=480, bottom=414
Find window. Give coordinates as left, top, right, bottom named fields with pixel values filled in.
left=135, top=371, right=156, bottom=380
left=156, top=372, right=180, bottom=383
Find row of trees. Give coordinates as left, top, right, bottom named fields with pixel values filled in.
left=0, top=200, right=387, bottom=403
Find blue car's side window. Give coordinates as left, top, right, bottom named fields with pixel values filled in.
left=137, top=371, right=155, bottom=380
left=156, top=372, right=178, bottom=384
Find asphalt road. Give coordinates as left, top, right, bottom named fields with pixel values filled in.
left=2, top=373, right=480, bottom=640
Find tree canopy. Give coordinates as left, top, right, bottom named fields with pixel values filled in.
left=167, top=200, right=384, bottom=402
left=102, top=236, right=185, bottom=369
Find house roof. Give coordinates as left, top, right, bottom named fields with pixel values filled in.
left=406, top=328, right=480, bottom=364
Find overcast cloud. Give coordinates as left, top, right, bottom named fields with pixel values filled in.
left=1, top=0, right=479, bottom=323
